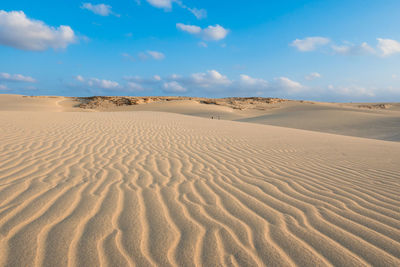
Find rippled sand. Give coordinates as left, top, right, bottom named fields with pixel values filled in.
left=0, top=95, right=400, bottom=266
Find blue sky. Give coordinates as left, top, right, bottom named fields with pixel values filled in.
left=1, top=0, right=400, bottom=101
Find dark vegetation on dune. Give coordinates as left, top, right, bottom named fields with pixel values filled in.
left=77, top=96, right=289, bottom=110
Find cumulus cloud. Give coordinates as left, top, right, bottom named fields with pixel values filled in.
left=332, top=42, right=375, bottom=55
left=75, top=74, right=167, bottom=93
left=305, top=72, right=321, bottom=81
left=74, top=72, right=286, bottom=95
left=76, top=75, right=119, bottom=89
left=162, top=81, right=187, bottom=93
left=239, top=74, right=268, bottom=88
left=0, top=84, right=8, bottom=90
left=328, top=85, right=375, bottom=97
left=0, top=72, right=36, bottom=83
left=102, top=70, right=391, bottom=100
left=190, top=70, right=232, bottom=87
left=89, top=78, right=119, bottom=89
left=183, top=72, right=304, bottom=96
left=81, top=3, right=117, bottom=16
left=72, top=71, right=309, bottom=97
left=72, top=72, right=398, bottom=101
left=123, top=71, right=305, bottom=97
left=377, top=38, right=400, bottom=57
left=177, top=23, right=229, bottom=41
left=0, top=10, right=76, bottom=51
left=291, top=37, right=330, bottom=52
left=292, top=37, right=400, bottom=57
left=125, top=70, right=232, bottom=94
left=274, top=77, right=304, bottom=92
left=202, top=25, right=229, bottom=41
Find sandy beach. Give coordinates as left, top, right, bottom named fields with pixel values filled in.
left=0, top=94, right=400, bottom=266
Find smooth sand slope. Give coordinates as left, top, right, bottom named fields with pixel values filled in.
left=237, top=103, right=400, bottom=142
left=0, top=95, right=400, bottom=266
left=2, top=94, right=400, bottom=141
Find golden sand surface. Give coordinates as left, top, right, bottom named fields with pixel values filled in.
left=1, top=94, right=399, bottom=266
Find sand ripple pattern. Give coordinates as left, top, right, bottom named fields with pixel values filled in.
left=1, top=111, right=400, bottom=267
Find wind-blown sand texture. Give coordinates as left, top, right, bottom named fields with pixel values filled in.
left=1, top=94, right=400, bottom=266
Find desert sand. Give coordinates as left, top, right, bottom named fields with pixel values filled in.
left=0, top=94, right=400, bottom=266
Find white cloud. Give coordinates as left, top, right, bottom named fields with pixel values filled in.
left=291, top=37, right=330, bottom=52
left=81, top=3, right=117, bottom=16
left=147, top=50, right=165, bottom=60
left=177, top=23, right=229, bottom=41
left=0, top=72, right=36, bottom=83
left=76, top=75, right=119, bottom=89
left=332, top=85, right=375, bottom=97
left=146, top=0, right=173, bottom=9
left=377, top=38, right=400, bottom=57
left=0, top=84, right=8, bottom=90
left=292, top=37, right=400, bottom=57
left=145, top=0, right=207, bottom=19
left=176, top=23, right=201, bottom=34
left=239, top=74, right=268, bottom=88
left=76, top=72, right=295, bottom=95
left=305, top=72, right=321, bottom=80
left=71, top=71, right=393, bottom=101
left=124, top=75, right=162, bottom=84
left=89, top=78, right=119, bottom=89
left=72, top=71, right=397, bottom=100
left=164, top=71, right=304, bottom=95
left=163, top=81, right=187, bottom=93
left=164, top=71, right=273, bottom=95
left=202, top=25, right=229, bottom=41
left=75, top=75, right=85, bottom=82
left=332, top=42, right=375, bottom=55
left=275, top=77, right=304, bottom=92
left=0, top=10, right=76, bottom=51
left=190, top=70, right=232, bottom=87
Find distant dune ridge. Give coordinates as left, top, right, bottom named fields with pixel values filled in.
left=2, top=94, right=399, bottom=141
left=0, top=94, right=400, bottom=266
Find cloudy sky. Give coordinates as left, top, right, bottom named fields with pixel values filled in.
left=1, top=0, right=400, bottom=101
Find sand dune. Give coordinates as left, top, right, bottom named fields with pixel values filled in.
left=2, top=94, right=400, bottom=141
left=0, top=95, right=400, bottom=266
left=0, top=95, right=79, bottom=112
left=238, top=102, right=400, bottom=142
